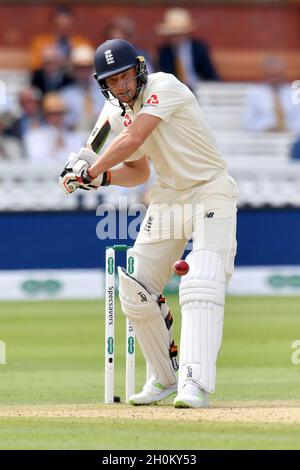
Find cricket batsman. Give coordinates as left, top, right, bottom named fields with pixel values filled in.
left=59, top=39, right=238, bottom=408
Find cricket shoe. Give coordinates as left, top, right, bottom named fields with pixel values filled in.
left=129, top=376, right=177, bottom=406
left=174, top=381, right=209, bottom=409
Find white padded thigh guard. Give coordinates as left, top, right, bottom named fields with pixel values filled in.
left=179, top=249, right=226, bottom=393
left=118, top=268, right=177, bottom=386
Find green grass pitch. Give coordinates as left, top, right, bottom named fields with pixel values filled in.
left=0, top=295, right=300, bottom=449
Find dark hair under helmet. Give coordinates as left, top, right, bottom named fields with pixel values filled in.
left=93, top=39, right=148, bottom=108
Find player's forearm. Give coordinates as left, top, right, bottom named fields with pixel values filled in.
left=88, top=130, right=142, bottom=179
left=110, top=163, right=150, bottom=187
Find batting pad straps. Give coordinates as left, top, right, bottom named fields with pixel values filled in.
left=180, top=250, right=226, bottom=306
left=180, top=279, right=225, bottom=306
left=118, top=268, right=177, bottom=386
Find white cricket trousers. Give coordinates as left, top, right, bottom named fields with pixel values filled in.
left=132, top=175, right=238, bottom=294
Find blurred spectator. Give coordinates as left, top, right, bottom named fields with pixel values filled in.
left=244, top=56, right=300, bottom=133
left=7, top=87, right=44, bottom=143
left=104, top=16, right=155, bottom=74
left=31, top=46, right=74, bottom=95
left=25, top=92, right=84, bottom=164
left=61, top=45, right=105, bottom=132
left=0, top=106, right=23, bottom=161
left=156, top=8, right=219, bottom=90
left=30, top=5, right=92, bottom=70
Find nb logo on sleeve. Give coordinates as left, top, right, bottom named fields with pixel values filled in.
left=146, top=94, right=159, bottom=105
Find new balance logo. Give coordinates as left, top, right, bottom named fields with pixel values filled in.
left=187, top=366, right=193, bottom=378
left=104, top=49, right=115, bottom=65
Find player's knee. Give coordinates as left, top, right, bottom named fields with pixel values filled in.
left=118, top=266, right=161, bottom=321
left=179, top=249, right=226, bottom=307
left=129, top=247, right=168, bottom=296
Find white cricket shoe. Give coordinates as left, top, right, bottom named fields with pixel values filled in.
left=174, top=381, right=209, bottom=408
left=129, top=376, right=177, bottom=406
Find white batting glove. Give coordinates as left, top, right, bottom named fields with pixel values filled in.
left=59, top=159, right=91, bottom=194
left=59, top=149, right=111, bottom=194
left=76, top=147, right=100, bottom=165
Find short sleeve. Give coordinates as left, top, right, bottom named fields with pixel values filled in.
left=138, top=75, right=187, bottom=123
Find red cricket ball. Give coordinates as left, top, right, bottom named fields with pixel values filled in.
left=173, top=260, right=189, bottom=276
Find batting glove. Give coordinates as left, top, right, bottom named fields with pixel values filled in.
left=59, top=148, right=111, bottom=194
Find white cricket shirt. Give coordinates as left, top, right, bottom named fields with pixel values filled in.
left=88, top=72, right=226, bottom=190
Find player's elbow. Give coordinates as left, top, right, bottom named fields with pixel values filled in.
left=125, top=156, right=151, bottom=185
left=142, top=161, right=151, bottom=182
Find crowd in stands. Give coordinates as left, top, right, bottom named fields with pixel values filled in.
left=1, top=4, right=300, bottom=178
left=0, top=6, right=219, bottom=165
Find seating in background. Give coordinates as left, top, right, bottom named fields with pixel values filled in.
left=0, top=73, right=299, bottom=210
left=215, top=131, right=293, bottom=161
left=196, top=82, right=249, bottom=131
left=212, top=49, right=300, bottom=82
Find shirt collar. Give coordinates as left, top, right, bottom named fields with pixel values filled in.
left=132, top=85, right=146, bottom=113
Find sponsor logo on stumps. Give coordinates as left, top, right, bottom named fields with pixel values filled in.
left=107, top=337, right=114, bottom=355
left=127, top=256, right=134, bottom=275
left=107, top=257, right=114, bottom=275
left=128, top=337, right=134, bottom=354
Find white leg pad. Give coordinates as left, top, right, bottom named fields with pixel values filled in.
left=179, top=249, right=226, bottom=393
left=118, top=267, right=177, bottom=386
